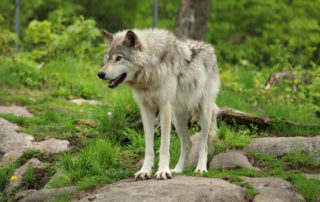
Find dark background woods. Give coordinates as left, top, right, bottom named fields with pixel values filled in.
left=1, top=0, right=320, bottom=69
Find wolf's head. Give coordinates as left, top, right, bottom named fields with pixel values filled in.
left=98, top=29, right=141, bottom=89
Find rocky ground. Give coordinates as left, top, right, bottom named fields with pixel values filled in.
left=0, top=105, right=319, bottom=202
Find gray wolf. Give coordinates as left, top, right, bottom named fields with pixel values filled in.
left=98, top=28, right=220, bottom=180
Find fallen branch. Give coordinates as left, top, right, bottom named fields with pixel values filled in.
left=218, top=107, right=320, bottom=129
left=264, top=71, right=307, bottom=91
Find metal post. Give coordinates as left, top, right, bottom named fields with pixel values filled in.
left=15, top=0, right=20, bottom=52
left=153, top=0, right=158, bottom=28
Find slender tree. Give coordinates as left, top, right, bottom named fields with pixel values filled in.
left=174, top=0, right=212, bottom=41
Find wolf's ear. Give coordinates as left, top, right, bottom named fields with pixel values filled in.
left=123, top=30, right=140, bottom=50
left=103, top=29, right=113, bottom=43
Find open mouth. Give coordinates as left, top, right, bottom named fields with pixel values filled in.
left=108, top=73, right=127, bottom=89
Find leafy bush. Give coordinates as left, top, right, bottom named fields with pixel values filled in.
left=208, top=0, right=320, bottom=69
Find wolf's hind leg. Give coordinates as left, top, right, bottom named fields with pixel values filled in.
left=135, top=104, right=156, bottom=180
left=194, top=100, right=213, bottom=174
left=171, top=110, right=191, bottom=173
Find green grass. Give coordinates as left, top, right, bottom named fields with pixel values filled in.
left=213, top=122, right=252, bottom=154
left=247, top=152, right=320, bottom=201
left=249, top=151, right=320, bottom=173
left=57, top=139, right=134, bottom=189
left=22, top=167, right=35, bottom=186
left=0, top=52, right=319, bottom=201
left=0, top=164, right=16, bottom=192
left=54, top=193, right=73, bottom=202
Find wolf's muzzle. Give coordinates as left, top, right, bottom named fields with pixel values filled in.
left=97, top=71, right=105, bottom=79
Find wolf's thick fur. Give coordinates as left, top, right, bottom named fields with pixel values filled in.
left=98, top=28, right=220, bottom=180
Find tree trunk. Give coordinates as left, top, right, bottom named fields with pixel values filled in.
left=174, top=0, right=212, bottom=41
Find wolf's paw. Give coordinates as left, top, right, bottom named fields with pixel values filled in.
left=134, top=170, right=152, bottom=181
left=155, top=169, right=172, bottom=180
left=194, top=167, right=208, bottom=174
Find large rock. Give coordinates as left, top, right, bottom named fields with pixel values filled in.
left=5, top=158, right=45, bottom=194
left=242, top=177, right=305, bottom=202
left=30, top=138, right=69, bottom=154
left=70, top=99, right=99, bottom=105
left=245, top=136, right=320, bottom=162
left=302, top=173, right=320, bottom=180
left=73, top=176, right=246, bottom=202
left=0, top=118, right=35, bottom=165
left=209, top=151, right=260, bottom=171
left=0, top=106, right=33, bottom=117
left=10, top=186, right=76, bottom=202
left=0, top=118, right=70, bottom=165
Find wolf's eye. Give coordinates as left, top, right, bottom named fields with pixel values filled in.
left=115, top=56, right=123, bottom=62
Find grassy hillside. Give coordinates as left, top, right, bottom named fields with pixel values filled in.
left=0, top=0, right=319, bottom=201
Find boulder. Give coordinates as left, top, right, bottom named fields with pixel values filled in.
left=245, top=136, right=320, bottom=162
left=0, top=118, right=70, bottom=165
left=30, top=138, right=69, bottom=154
left=0, top=118, right=35, bottom=165
left=73, top=176, right=246, bottom=202
left=0, top=106, right=33, bottom=117
left=242, top=177, right=305, bottom=202
left=69, top=99, right=99, bottom=105
left=302, top=173, right=320, bottom=180
left=209, top=151, right=260, bottom=171
left=10, top=186, right=76, bottom=202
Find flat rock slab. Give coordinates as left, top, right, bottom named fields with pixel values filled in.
left=11, top=186, right=76, bottom=202
left=0, top=118, right=70, bottom=165
left=0, top=106, right=33, bottom=117
left=0, top=118, right=35, bottom=165
left=70, top=99, right=99, bottom=105
left=5, top=158, right=45, bottom=194
left=242, top=177, right=305, bottom=202
left=73, top=176, right=246, bottom=202
left=302, top=173, right=320, bottom=180
left=31, top=138, right=69, bottom=154
left=245, top=136, right=320, bottom=162
left=209, top=150, right=260, bottom=171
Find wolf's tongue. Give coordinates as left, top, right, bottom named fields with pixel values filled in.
left=109, top=75, right=121, bottom=85
left=108, top=74, right=122, bottom=87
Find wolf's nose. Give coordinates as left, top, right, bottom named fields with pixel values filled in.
left=97, top=71, right=105, bottom=79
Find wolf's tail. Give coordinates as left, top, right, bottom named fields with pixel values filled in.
left=186, top=104, right=219, bottom=167
left=208, top=103, right=219, bottom=143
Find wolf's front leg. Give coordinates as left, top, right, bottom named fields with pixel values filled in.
left=135, top=104, right=156, bottom=180
left=155, top=103, right=172, bottom=180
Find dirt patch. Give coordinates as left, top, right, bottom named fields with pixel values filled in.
left=17, top=151, right=58, bottom=167
left=22, top=168, right=52, bottom=190
left=66, top=136, right=85, bottom=152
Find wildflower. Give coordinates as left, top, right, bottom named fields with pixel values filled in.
left=99, top=139, right=104, bottom=142
left=10, top=176, right=18, bottom=181
left=8, top=156, right=13, bottom=160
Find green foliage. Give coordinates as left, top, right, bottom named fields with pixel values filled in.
left=0, top=164, right=16, bottom=192
left=59, top=139, right=131, bottom=189
left=0, top=14, right=17, bottom=56
left=54, top=193, right=73, bottom=202
left=213, top=122, right=252, bottom=154
left=208, top=0, right=320, bottom=69
left=249, top=151, right=320, bottom=173
left=0, top=1, right=319, bottom=200
left=22, top=167, right=35, bottom=186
